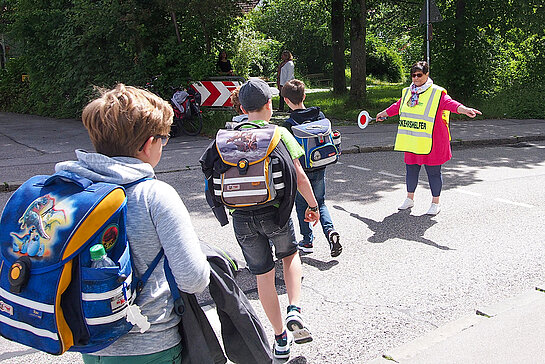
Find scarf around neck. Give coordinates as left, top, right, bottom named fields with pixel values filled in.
left=408, top=77, right=433, bottom=107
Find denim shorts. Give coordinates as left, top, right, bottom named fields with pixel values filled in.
left=232, top=207, right=298, bottom=275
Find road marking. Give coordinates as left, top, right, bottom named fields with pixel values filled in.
left=378, top=171, right=403, bottom=178
left=452, top=189, right=482, bottom=196
left=494, top=198, right=535, bottom=208
left=348, top=164, right=371, bottom=171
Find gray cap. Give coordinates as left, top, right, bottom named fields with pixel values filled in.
left=238, top=79, right=272, bottom=112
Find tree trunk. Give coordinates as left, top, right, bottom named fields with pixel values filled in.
left=349, top=0, right=366, bottom=102
left=197, top=10, right=211, bottom=54
left=170, top=10, right=182, bottom=45
left=331, top=0, right=346, bottom=94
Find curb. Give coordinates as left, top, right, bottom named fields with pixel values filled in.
left=341, top=134, right=545, bottom=155
left=368, top=287, right=545, bottom=363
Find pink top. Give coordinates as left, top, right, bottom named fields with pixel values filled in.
left=386, top=92, right=462, bottom=165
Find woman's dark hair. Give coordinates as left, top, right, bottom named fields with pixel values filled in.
left=218, top=50, right=227, bottom=61
left=411, top=61, right=429, bottom=75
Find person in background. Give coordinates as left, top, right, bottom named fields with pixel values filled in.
left=57, top=84, right=210, bottom=364
left=276, top=50, right=294, bottom=112
left=217, top=50, right=234, bottom=76
left=282, top=79, right=342, bottom=258
left=376, top=61, right=482, bottom=215
left=225, top=86, right=248, bottom=129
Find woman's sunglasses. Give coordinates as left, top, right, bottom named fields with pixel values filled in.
left=411, top=73, right=424, bottom=78
left=139, top=134, right=170, bottom=151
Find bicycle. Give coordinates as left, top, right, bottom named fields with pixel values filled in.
left=170, top=86, right=203, bottom=137
left=145, top=76, right=203, bottom=137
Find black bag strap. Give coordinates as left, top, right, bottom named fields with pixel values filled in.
left=233, top=122, right=263, bottom=130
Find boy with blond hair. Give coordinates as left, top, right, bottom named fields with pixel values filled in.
left=282, top=79, right=342, bottom=257
left=56, top=84, right=210, bottom=363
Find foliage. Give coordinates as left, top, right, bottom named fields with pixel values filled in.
left=0, top=0, right=240, bottom=116
left=365, top=34, right=404, bottom=82
left=0, top=56, right=30, bottom=112
left=231, top=18, right=282, bottom=79
left=249, top=0, right=331, bottom=76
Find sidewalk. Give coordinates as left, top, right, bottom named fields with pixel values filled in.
left=369, top=286, right=545, bottom=364
left=2, top=112, right=545, bottom=191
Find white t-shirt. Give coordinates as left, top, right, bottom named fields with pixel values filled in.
left=279, top=60, right=295, bottom=86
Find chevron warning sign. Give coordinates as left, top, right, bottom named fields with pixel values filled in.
left=190, top=80, right=244, bottom=107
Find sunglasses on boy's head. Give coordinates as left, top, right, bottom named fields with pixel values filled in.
left=138, top=134, right=170, bottom=151
left=411, top=72, right=424, bottom=78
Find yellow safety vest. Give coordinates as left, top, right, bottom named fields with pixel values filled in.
left=394, top=84, right=449, bottom=155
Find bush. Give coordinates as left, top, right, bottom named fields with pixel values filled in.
left=365, top=35, right=405, bottom=83
left=0, top=57, right=31, bottom=113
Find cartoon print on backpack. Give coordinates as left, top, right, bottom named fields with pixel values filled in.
left=9, top=194, right=68, bottom=258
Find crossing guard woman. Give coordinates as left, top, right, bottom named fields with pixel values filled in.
left=376, top=61, right=481, bottom=215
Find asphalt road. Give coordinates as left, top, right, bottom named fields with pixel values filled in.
left=1, top=141, right=545, bottom=363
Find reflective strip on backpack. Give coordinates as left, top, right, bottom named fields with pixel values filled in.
left=274, top=182, right=285, bottom=189
left=312, top=155, right=338, bottom=168
left=0, top=287, right=54, bottom=313
left=0, top=313, right=58, bottom=340
left=81, top=273, right=133, bottom=302
left=222, top=189, right=268, bottom=197
left=272, top=171, right=282, bottom=179
left=223, top=176, right=266, bottom=184
left=85, top=306, right=128, bottom=326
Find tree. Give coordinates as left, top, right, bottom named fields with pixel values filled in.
left=331, top=0, right=346, bottom=94
left=350, top=0, right=366, bottom=102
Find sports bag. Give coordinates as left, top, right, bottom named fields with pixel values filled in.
left=291, top=118, right=341, bottom=171
left=213, top=123, right=285, bottom=209
left=0, top=170, right=161, bottom=355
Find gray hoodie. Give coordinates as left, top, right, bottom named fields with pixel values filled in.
left=56, top=150, right=210, bottom=356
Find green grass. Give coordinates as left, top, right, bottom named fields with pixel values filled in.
left=199, top=80, right=545, bottom=137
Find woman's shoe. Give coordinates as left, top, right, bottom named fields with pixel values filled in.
left=398, top=198, right=414, bottom=210
left=426, top=203, right=441, bottom=215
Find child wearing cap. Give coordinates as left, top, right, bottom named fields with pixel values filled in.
left=203, top=78, right=319, bottom=360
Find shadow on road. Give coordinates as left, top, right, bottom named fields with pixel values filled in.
left=332, top=205, right=453, bottom=250
left=300, top=255, right=339, bottom=271
left=0, top=348, right=38, bottom=361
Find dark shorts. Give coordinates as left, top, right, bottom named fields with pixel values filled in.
left=232, top=207, right=298, bottom=275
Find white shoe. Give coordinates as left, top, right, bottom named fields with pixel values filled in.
left=398, top=198, right=414, bottom=210
left=426, top=203, right=441, bottom=215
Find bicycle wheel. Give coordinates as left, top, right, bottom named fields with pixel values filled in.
left=181, top=112, right=203, bottom=136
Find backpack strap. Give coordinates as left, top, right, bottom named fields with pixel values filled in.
left=132, top=248, right=165, bottom=296
left=122, top=176, right=160, bottom=297
left=163, top=258, right=185, bottom=316
left=123, top=177, right=154, bottom=189
left=285, top=117, right=299, bottom=127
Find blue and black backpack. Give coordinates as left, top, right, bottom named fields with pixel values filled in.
left=286, top=117, right=341, bottom=171
left=0, top=170, right=162, bottom=354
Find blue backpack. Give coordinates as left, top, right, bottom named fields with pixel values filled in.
left=289, top=118, right=341, bottom=171
left=0, top=170, right=162, bottom=355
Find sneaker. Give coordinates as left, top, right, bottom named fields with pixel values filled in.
left=273, top=330, right=293, bottom=360
left=328, top=230, right=342, bottom=257
left=297, top=241, right=314, bottom=254
left=426, top=203, right=441, bottom=215
left=398, top=198, right=414, bottom=210
left=286, top=305, right=313, bottom=344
